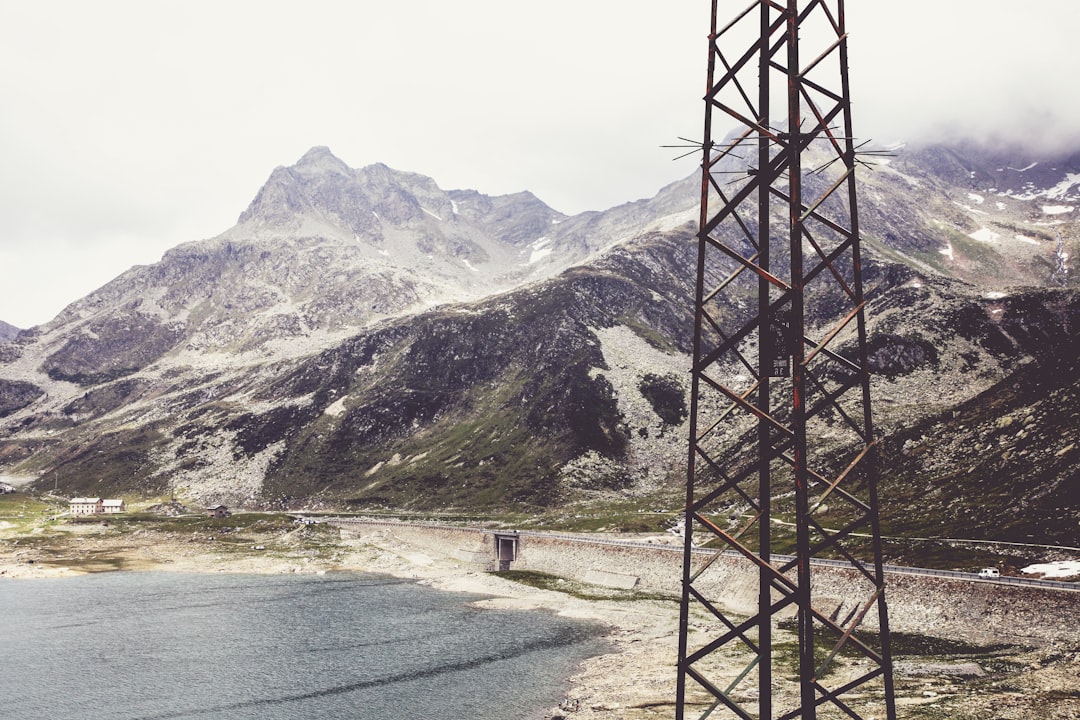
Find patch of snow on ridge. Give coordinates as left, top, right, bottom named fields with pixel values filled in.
left=967, top=193, right=984, bottom=204
left=528, top=237, right=553, bottom=265
left=1008, top=162, right=1038, bottom=172
left=1045, top=172, right=1080, bottom=200
left=1014, top=234, right=1039, bottom=245
left=954, top=200, right=988, bottom=216
left=1042, top=205, right=1074, bottom=215
left=969, top=228, right=999, bottom=243
left=939, top=243, right=954, bottom=261
left=529, top=247, right=553, bottom=264
left=985, top=291, right=1008, bottom=299
left=421, top=207, right=442, bottom=221
left=1022, top=560, right=1080, bottom=579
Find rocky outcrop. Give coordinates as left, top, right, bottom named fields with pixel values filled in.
left=0, top=320, right=19, bottom=343
left=42, top=313, right=184, bottom=385
left=0, top=379, right=43, bottom=418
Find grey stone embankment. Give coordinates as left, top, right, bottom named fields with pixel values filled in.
left=336, top=520, right=1080, bottom=648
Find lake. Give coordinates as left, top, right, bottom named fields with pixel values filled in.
left=0, top=571, right=608, bottom=719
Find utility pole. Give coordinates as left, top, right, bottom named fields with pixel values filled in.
left=676, top=2, right=896, bottom=719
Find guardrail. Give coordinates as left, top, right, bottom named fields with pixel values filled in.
left=326, top=518, right=1079, bottom=592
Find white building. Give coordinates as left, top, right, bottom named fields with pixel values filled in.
left=70, top=497, right=103, bottom=515
left=69, top=498, right=126, bottom=515
left=102, top=499, right=126, bottom=514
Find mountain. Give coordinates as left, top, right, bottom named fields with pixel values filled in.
left=0, top=143, right=1076, bottom=549
left=856, top=141, right=1079, bottom=288
left=0, top=320, right=19, bottom=343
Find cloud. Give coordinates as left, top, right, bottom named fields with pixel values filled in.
left=0, top=0, right=1077, bottom=327
left=846, top=2, right=1080, bottom=151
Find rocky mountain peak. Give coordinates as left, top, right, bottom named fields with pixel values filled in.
left=234, top=149, right=454, bottom=235
left=292, top=145, right=352, bottom=177
left=236, top=147, right=368, bottom=230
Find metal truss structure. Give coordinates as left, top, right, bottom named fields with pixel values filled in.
left=676, top=2, right=896, bottom=718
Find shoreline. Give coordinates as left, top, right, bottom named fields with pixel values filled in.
left=5, top=520, right=1079, bottom=719
left=0, top=522, right=682, bottom=719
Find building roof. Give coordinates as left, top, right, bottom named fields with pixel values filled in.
left=102, top=499, right=125, bottom=506
left=70, top=497, right=102, bottom=504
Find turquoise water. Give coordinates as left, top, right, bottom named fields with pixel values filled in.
left=1, top=571, right=607, bottom=719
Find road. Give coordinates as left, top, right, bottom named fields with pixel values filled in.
left=326, top=518, right=1080, bottom=592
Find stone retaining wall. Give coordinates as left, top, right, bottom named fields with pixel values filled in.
left=338, top=521, right=1080, bottom=647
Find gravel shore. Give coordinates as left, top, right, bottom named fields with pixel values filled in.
left=3, top=519, right=1078, bottom=720
left=0, top=519, right=682, bottom=718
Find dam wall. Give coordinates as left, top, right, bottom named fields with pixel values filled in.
left=335, top=520, right=1080, bottom=647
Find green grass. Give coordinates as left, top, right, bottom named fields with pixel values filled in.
left=493, top=569, right=676, bottom=602
left=618, top=313, right=679, bottom=353
left=530, top=493, right=683, bottom=533
left=0, top=494, right=67, bottom=534
left=0, top=493, right=60, bottom=516
left=103, top=511, right=300, bottom=536
left=1, top=508, right=347, bottom=573
left=886, top=631, right=1015, bottom=658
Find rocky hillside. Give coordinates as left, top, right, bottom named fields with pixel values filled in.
left=0, top=321, right=19, bottom=343
left=0, top=143, right=1076, bottom=546
left=858, top=141, right=1078, bottom=288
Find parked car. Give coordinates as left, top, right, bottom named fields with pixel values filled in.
left=978, top=567, right=1001, bottom=579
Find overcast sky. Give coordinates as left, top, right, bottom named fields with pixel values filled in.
left=2, top=1, right=1078, bottom=329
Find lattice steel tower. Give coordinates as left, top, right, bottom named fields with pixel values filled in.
left=676, top=2, right=896, bottom=719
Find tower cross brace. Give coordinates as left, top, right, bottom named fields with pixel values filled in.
left=676, top=2, right=896, bottom=718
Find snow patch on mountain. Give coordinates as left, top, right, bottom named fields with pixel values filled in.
left=1045, top=172, right=1080, bottom=200
left=1022, top=560, right=1080, bottom=578
left=528, top=238, right=553, bottom=265
left=1042, top=205, right=1074, bottom=215
left=969, top=228, right=1000, bottom=243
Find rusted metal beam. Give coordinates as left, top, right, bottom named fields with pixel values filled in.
left=676, top=2, right=896, bottom=718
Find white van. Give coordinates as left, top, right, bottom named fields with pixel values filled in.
left=977, top=567, right=1000, bottom=579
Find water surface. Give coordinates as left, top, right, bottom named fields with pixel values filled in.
left=1, top=571, right=607, bottom=719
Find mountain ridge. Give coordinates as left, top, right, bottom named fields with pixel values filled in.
left=0, top=141, right=1076, bottom=555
